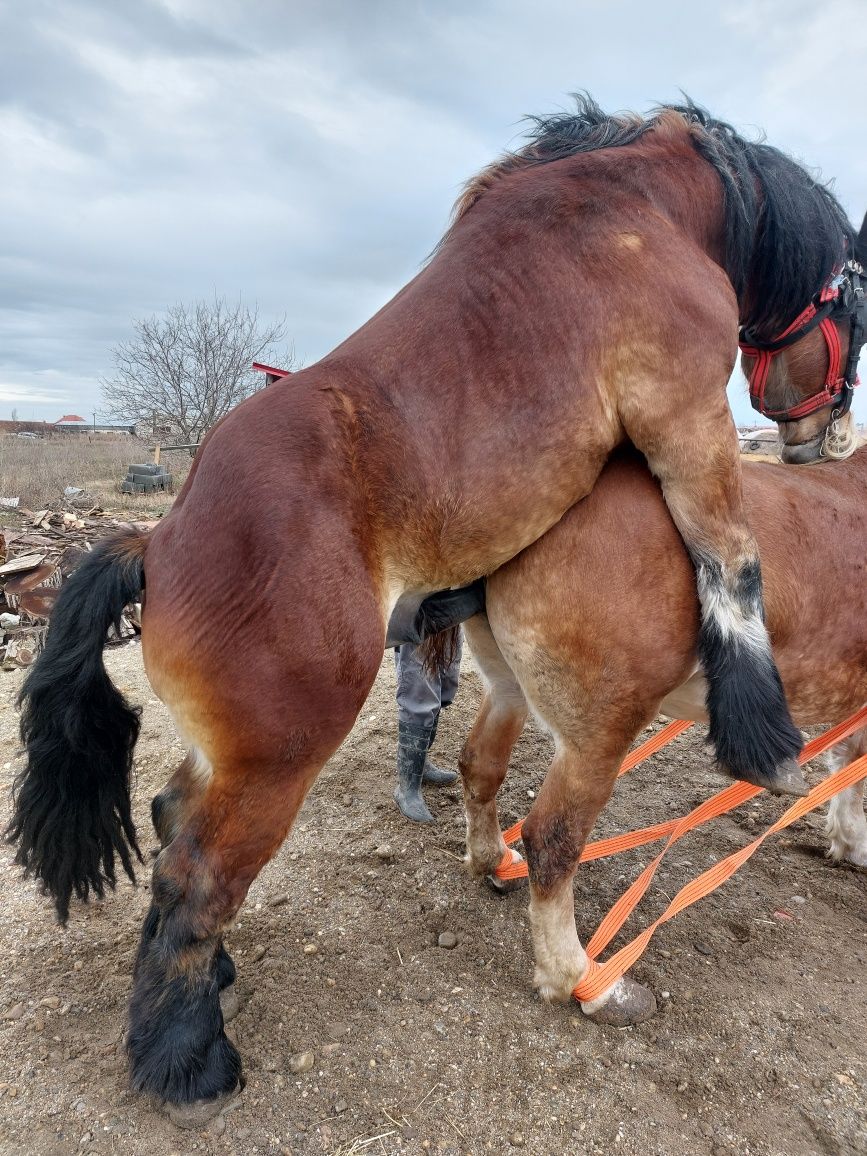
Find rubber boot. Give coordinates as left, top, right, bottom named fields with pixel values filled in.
left=423, top=717, right=458, bottom=786
left=394, top=721, right=435, bottom=823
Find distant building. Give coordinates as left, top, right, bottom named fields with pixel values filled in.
left=54, top=414, right=135, bottom=435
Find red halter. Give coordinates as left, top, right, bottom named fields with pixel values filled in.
left=738, top=263, right=864, bottom=422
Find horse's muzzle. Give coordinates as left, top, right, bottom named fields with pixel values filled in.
left=779, top=430, right=825, bottom=464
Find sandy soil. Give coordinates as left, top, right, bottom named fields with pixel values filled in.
left=0, top=644, right=865, bottom=1156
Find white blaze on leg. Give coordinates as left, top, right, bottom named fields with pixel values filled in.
left=825, top=731, right=867, bottom=867
left=530, top=881, right=589, bottom=1002
left=695, top=562, right=770, bottom=655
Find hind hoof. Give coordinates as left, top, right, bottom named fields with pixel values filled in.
left=581, top=975, right=657, bottom=1026
left=484, top=848, right=526, bottom=894
left=165, top=1084, right=241, bottom=1130
left=485, top=871, right=527, bottom=895
left=730, top=756, right=808, bottom=798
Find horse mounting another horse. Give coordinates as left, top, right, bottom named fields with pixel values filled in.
left=6, top=96, right=866, bottom=1121
left=459, top=442, right=867, bottom=1023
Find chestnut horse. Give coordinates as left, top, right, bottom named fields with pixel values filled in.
left=6, top=98, right=864, bottom=1118
left=459, top=442, right=867, bottom=1024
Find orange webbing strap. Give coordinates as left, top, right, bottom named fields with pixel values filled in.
left=572, top=702, right=867, bottom=1003
left=574, top=748, right=867, bottom=1003
left=497, top=719, right=693, bottom=866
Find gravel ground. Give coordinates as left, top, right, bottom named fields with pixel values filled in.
left=0, top=644, right=865, bottom=1156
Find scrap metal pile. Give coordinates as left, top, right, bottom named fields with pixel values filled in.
left=0, top=494, right=152, bottom=670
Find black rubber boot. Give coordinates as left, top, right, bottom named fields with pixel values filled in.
left=394, top=721, right=435, bottom=823
left=422, top=717, right=458, bottom=786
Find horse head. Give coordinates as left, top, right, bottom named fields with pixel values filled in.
left=740, top=210, right=867, bottom=464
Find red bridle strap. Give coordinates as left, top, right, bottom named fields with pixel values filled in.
left=738, top=286, right=851, bottom=421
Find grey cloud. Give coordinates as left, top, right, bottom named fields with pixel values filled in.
left=1, top=0, right=864, bottom=422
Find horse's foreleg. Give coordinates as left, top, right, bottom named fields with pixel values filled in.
left=825, top=731, right=867, bottom=867
left=459, top=616, right=528, bottom=887
left=629, top=400, right=805, bottom=796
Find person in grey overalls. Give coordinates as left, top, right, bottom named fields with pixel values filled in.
left=393, top=630, right=463, bottom=823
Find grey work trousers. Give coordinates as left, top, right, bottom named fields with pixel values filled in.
left=394, top=631, right=463, bottom=730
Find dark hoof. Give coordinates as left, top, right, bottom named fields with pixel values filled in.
left=165, top=1084, right=241, bottom=1130
left=581, top=975, right=657, bottom=1027
left=219, top=983, right=240, bottom=1023
left=728, top=756, right=808, bottom=798
left=423, top=761, right=459, bottom=787
left=393, top=786, right=434, bottom=824
left=485, top=871, right=527, bottom=895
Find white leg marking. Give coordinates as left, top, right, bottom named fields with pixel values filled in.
left=695, top=565, right=769, bottom=655
left=530, top=883, right=589, bottom=1002
left=825, top=728, right=867, bottom=867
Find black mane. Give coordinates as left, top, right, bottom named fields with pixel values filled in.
left=467, top=94, right=855, bottom=339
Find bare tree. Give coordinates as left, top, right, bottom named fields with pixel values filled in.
left=101, top=297, right=292, bottom=443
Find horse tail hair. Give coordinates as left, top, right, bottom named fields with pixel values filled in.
left=418, top=625, right=461, bottom=678
left=6, top=529, right=148, bottom=923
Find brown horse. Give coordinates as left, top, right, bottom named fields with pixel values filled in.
left=6, top=98, right=864, bottom=1118
left=459, top=442, right=867, bottom=1024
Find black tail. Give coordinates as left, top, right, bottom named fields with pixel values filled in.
left=6, top=529, right=147, bottom=922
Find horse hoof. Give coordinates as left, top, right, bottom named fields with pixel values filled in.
left=581, top=975, right=657, bottom=1027
left=219, top=983, right=240, bottom=1023
left=484, top=848, right=526, bottom=894
left=729, top=756, right=808, bottom=797
left=484, top=870, right=527, bottom=895
left=164, top=1084, right=241, bottom=1130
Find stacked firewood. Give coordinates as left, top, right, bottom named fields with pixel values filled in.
left=0, top=503, right=153, bottom=670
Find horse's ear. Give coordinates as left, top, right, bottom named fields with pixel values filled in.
left=856, top=211, right=867, bottom=266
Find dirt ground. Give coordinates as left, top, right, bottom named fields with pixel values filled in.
left=0, top=644, right=865, bottom=1156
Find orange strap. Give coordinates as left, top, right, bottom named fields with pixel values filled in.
left=487, top=703, right=867, bottom=1002
left=498, top=719, right=693, bottom=853
left=574, top=748, right=867, bottom=1002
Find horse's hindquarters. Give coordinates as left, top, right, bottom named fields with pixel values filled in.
left=132, top=505, right=386, bottom=1112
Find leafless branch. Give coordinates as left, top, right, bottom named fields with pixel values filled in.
left=101, top=296, right=292, bottom=442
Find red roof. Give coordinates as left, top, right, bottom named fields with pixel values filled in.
left=56, top=414, right=86, bottom=424
left=252, top=362, right=291, bottom=378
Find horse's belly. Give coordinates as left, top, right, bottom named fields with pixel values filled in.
left=660, top=673, right=708, bottom=723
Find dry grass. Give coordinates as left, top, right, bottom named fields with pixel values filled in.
left=0, top=434, right=193, bottom=515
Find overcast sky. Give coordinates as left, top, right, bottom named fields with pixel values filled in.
left=2, top=0, right=865, bottom=425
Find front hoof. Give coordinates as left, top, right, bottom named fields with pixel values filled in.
left=165, top=1083, right=241, bottom=1130
left=580, top=975, right=657, bottom=1026
left=219, top=983, right=240, bottom=1023
left=724, top=756, right=808, bottom=798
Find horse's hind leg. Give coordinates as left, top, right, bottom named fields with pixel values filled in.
left=521, top=724, right=658, bottom=1026
left=624, top=383, right=805, bottom=796
left=458, top=615, right=528, bottom=889
left=825, top=730, right=867, bottom=867
left=131, top=619, right=382, bottom=1123
left=150, top=755, right=240, bottom=1020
